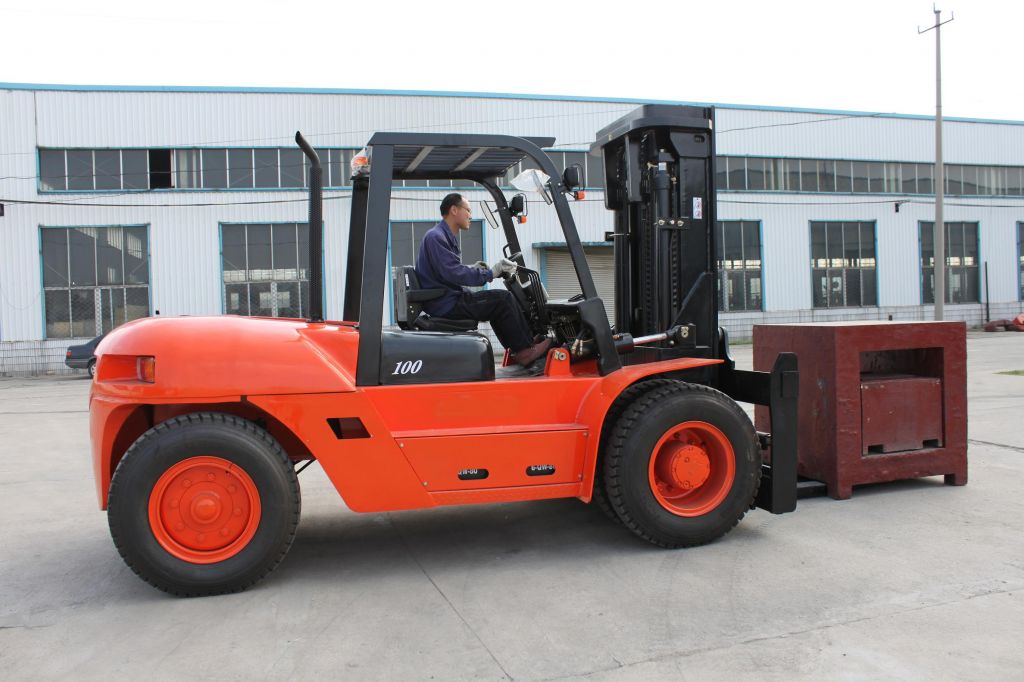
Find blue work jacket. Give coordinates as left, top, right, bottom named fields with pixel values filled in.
left=415, top=221, right=493, bottom=316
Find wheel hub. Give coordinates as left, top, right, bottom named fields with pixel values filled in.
left=648, top=421, right=737, bottom=517
left=148, top=456, right=261, bottom=564
left=656, top=442, right=711, bottom=491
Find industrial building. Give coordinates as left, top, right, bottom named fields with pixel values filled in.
left=1, top=83, right=1022, bottom=374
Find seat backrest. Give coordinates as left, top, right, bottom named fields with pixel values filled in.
left=392, top=265, right=421, bottom=328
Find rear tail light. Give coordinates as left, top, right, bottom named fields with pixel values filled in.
left=137, top=356, right=156, bottom=383
left=66, top=350, right=72, bottom=358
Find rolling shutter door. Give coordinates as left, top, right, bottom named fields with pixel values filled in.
left=544, top=247, right=615, bottom=322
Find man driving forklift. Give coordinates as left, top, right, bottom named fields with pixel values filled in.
left=416, top=193, right=553, bottom=367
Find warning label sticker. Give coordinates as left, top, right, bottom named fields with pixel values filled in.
left=692, top=197, right=703, bottom=220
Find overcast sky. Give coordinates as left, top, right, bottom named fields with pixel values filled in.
left=1, top=0, right=1019, bottom=121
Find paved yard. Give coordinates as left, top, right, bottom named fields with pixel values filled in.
left=1, top=333, right=1022, bottom=680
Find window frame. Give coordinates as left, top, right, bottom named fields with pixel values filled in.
left=710, top=155, right=1024, bottom=197
left=808, top=220, right=879, bottom=309
left=714, top=220, right=764, bottom=312
left=219, top=222, right=315, bottom=318
left=37, top=146, right=361, bottom=193
left=39, top=224, right=151, bottom=339
left=1019, top=222, right=1024, bottom=301
left=918, top=221, right=982, bottom=305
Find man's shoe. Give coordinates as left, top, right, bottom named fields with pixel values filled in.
left=515, top=338, right=552, bottom=367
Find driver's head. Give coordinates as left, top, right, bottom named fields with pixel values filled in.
left=440, top=193, right=472, bottom=231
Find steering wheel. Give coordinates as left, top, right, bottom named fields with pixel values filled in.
left=501, top=255, right=549, bottom=337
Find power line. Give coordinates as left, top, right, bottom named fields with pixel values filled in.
left=5, top=192, right=1024, bottom=210
left=717, top=111, right=890, bottom=134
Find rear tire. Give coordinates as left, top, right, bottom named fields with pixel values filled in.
left=604, top=382, right=760, bottom=548
left=87, top=359, right=96, bottom=379
left=107, top=413, right=300, bottom=596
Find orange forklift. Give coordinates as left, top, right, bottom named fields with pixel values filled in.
left=91, top=105, right=798, bottom=596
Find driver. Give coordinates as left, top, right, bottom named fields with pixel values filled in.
left=415, top=193, right=552, bottom=367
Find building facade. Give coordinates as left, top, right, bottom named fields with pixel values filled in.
left=2, top=84, right=1023, bottom=375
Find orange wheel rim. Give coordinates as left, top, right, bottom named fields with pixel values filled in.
left=648, top=421, right=735, bottom=517
left=148, top=456, right=261, bottom=564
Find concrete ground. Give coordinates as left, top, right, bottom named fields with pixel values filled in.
left=1, top=333, right=1022, bottom=681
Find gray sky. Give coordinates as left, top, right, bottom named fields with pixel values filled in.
left=1, top=0, right=1019, bottom=120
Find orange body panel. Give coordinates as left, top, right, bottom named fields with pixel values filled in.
left=90, top=316, right=722, bottom=512
left=398, top=430, right=588, bottom=491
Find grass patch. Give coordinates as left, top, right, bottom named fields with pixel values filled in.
left=997, top=369, right=1024, bottom=376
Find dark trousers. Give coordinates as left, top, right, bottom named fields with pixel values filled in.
left=448, top=289, right=533, bottom=352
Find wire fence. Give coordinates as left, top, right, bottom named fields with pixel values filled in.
left=0, top=339, right=86, bottom=377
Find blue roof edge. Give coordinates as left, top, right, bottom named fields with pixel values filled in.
left=1, top=82, right=1021, bottom=127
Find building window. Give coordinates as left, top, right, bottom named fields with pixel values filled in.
left=1015, top=222, right=1024, bottom=299
left=41, top=226, right=149, bottom=338
left=711, top=156, right=1024, bottom=197
left=810, top=221, right=877, bottom=308
left=222, top=223, right=309, bottom=317
left=38, top=148, right=355, bottom=192
left=919, top=221, right=980, bottom=304
left=1019, top=222, right=1024, bottom=301
left=714, top=220, right=762, bottom=311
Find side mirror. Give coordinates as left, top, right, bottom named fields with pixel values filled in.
left=509, top=193, right=528, bottom=224
left=562, top=164, right=583, bottom=191
left=480, top=201, right=500, bottom=230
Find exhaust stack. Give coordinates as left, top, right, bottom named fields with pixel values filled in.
left=295, top=131, right=323, bottom=322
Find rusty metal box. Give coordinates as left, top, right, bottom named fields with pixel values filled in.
left=753, top=321, right=967, bottom=499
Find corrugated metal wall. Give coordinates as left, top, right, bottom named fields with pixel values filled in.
left=3, top=87, right=1024, bottom=369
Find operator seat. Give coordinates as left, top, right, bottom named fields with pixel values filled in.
left=392, top=266, right=478, bottom=333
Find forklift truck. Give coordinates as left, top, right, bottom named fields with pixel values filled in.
left=91, top=105, right=798, bottom=596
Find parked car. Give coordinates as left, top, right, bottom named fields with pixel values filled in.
left=65, top=334, right=105, bottom=378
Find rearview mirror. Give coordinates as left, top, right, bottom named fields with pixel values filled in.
left=480, top=201, right=500, bottom=230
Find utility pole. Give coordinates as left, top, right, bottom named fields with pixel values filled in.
left=920, top=7, right=954, bottom=320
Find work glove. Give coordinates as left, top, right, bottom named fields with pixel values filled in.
left=490, top=258, right=518, bottom=279
left=473, top=260, right=488, bottom=270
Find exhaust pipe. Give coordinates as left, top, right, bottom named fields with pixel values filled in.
left=295, top=131, right=323, bottom=323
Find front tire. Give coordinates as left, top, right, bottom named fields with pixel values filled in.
left=604, top=382, right=760, bottom=548
left=107, top=413, right=300, bottom=596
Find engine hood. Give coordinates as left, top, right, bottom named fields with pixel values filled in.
left=93, top=316, right=359, bottom=400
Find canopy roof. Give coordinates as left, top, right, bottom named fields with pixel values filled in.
left=366, top=132, right=556, bottom=180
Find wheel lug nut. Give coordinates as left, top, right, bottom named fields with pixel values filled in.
left=176, top=523, right=185, bottom=531
left=207, top=473, right=215, bottom=481
left=228, top=486, right=236, bottom=494
left=170, top=500, right=178, bottom=509
left=234, top=508, right=242, bottom=516
left=220, top=528, right=230, bottom=536
left=198, top=533, right=205, bottom=542
left=182, top=479, right=191, bottom=488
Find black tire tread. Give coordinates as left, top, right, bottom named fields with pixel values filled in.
left=592, top=378, right=679, bottom=523
left=604, top=382, right=760, bottom=549
left=107, top=412, right=301, bottom=597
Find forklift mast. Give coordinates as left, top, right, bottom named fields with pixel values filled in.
left=593, top=105, right=718, bottom=364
